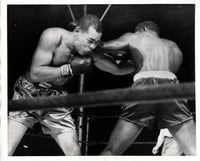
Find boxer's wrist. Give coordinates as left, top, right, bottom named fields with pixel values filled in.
left=60, top=64, right=73, bottom=78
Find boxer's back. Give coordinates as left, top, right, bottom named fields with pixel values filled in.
left=129, top=32, right=183, bottom=73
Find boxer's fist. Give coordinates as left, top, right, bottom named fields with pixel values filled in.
left=96, top=40, right=104, bottom=49
left=152, top=146, right=159, bottom=155
left=94, top=40, right=104, bottom=51
left=70, top=56, right=94, bottom=75
left=108, top=50, right=130, bottom=60
left=61, top=56, right=94, bottom=77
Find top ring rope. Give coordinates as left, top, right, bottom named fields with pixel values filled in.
left=67, top=5, right=76, bottom=22
left=8, top=82, right=195, bottom=112
left=100, top=4, right=112, bottom=22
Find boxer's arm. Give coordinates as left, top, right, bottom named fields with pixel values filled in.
left=152, top=130, right=165, bottom=154
left=154, top=130, right=165, bottom=149
left=93, top=52, right=135, bottom=75
left=169, top=41, right=183, bottom=73
left=30, top=29, right=63, bottom=82
left=102, top=33, right=132, bottom=52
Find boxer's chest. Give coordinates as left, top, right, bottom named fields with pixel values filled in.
left=52, top=42, right=74, bottom=66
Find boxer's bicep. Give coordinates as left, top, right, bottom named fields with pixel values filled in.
left=169, top=41, right=183, bottom=72
left=31, top=47, right=53, bottom=68
left=29, top=29, right=63, bottom=82
left=31, top=29, right=60, bottom=67
left=171, top=42, right=183, bottom=63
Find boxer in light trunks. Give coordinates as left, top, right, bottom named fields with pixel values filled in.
left=8, top=14, right=135, bottom=156
left=99, top=21, right=196, bottom=155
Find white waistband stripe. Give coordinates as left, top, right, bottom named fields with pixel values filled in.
left=134, top=71, right=177, bottom=82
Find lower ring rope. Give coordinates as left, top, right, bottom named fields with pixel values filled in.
left=23, top=133, right=156, bottom=145
left=8, top=82, right=195, bottom=112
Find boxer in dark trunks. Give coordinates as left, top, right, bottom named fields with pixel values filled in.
left=99, top=21, right=196, bottom=155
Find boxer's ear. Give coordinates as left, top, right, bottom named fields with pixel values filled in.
left=68, top=21, right=78, bottom=31
left=74, top=26, right=80, bottom=32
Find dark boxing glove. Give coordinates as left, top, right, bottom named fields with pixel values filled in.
left=108, top=50, right=130, bottom=60
left=60, top=56, right=94, bottom=77
left=96, top=40, right=104, bottom=49
left=94, top=40, right=104, bottom=52
left=70, top=56, right=94, bottom=75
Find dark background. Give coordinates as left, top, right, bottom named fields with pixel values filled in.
left=8, top=4, right=195, bottom=156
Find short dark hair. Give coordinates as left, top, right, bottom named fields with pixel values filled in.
left=78, top=14, right=102, bottom=33
left=135, top=21, right=160, bottom=36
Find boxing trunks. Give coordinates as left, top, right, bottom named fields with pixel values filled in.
left=9, top=73, right=75, bottom=134
left=119, top=71, right=193, bottom=129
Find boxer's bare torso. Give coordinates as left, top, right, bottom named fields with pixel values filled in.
left=31, top=28, right=74, bottom=86
left=30, top=27, right=101, bottom=87
left=128, top=32, right=183, bottom=73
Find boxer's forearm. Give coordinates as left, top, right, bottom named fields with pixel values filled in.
left=30, top=55, right=94, bottom=82
left=30, top=66, right=62, bottom=82
left=155, top=132, right=165, bottom=148
left=155, top=138, right=164, bottom=148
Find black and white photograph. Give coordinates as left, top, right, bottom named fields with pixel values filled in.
left=1, top=0, right=200, bottom=161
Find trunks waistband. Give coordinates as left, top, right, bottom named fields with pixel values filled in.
left=133, top=71, right=177, bottom=82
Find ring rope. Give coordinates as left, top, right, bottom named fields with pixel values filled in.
left=23, top=133, right=156, bottom=145
left=8, top=82, right=195, bottom=112
left=83, top=5, right=87, bottom=16
left=100, top=4, right=112, bottom=22
left=67, top=5, right=76, bottom=22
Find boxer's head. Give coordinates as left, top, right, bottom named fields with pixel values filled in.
left=135, top=21, right=160, bottom=36
left=73, top=14, right=102, bottom=56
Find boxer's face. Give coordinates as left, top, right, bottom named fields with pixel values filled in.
left=74, top=26, right=102, bottom=56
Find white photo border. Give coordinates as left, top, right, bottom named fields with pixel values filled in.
left=1, top=0, right=200, bottom=161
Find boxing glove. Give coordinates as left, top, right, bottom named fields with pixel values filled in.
left=108, top=50, right=130, bottom=60
left=61, top=56, right=94, bottom=77
left=94, top=40, right=104, bottom=51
